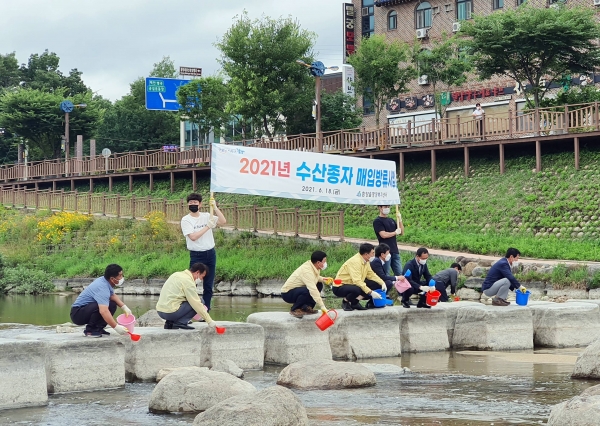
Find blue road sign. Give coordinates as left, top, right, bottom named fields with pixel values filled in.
left=145, top=77, right=191, bottom=111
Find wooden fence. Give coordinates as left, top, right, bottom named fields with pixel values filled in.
left=0, top=188, right=345, bottom=240
left=2, top=101, right=599, bottom=183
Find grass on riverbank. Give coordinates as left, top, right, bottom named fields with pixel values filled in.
left=0, top=205, right=454, bottom=282
left=47, top=146, right=600, bottom=262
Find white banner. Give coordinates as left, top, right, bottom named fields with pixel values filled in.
left=210, top=143, right=400, bottom=205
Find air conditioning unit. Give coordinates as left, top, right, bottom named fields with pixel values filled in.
left=594, top=0, right=600, bottom=6
left=452, top=22, right=461, bottom=32
left=361, top=7, right=369, bottom=16
left=418, top=75, right=429, bottom=85
left=416, top=28, right=427, bottom=39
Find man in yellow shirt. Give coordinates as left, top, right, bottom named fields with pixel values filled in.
left=156, top=263, right=217, bottom=330
left=334, top=243, right=385, bottom=311
left=281, top=251, right=333, bottom=318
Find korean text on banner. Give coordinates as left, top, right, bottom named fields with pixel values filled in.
left=210, top=144, right=400, bottom=205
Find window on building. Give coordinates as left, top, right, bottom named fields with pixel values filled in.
left=493, top=0, right=504, bottom=9
left=362, top=0, right=375, bottom=38
left=388, top=11, right=398, bottom=30
left=516, top=0, right=526, bottom=5
left=456, top=0, right=472, bottom=21
left=416, top=2, right=432, bottom=29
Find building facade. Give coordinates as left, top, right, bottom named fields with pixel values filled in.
left=348, top=0, right=600, bottom=130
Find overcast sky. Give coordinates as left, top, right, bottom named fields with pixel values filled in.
left=0, top=0, right=345, bottom=101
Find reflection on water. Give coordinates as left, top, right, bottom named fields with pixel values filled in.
left=0, top=350, right=595, bottom=426
left=0, top=294, right=290, bottom=326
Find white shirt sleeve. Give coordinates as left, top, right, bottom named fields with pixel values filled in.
left=181, top=216, right=195, bottom=237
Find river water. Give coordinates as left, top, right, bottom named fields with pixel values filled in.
left=0, top=349, right=594, bottom=426
left=0, top=295, right=596, bottom=425
left=0, top=294, right=290, bottom=326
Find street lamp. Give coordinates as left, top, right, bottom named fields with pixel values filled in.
left=60, top=100, right=87, bottom=164
left=296, top=59, right=339, bottom=153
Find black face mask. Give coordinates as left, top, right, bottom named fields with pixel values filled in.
left=188, top=205, right=199, bottom=213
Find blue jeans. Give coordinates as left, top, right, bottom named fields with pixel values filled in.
left=157, top=301, right=196, bottom=326
left=189, top=248, right=216, bottom=311
left=384, top=252, right=403, bottom=276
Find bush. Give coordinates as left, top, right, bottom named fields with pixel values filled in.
left=0, top=266, right=54, bottom=294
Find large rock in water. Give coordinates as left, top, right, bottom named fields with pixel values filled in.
left=572, top=339, right=600, bottom=379
left=277, top=359, right=376, bottom=390
left=193, top=385, right=308, bottom=426
left=547, top=384, right=600, bottom=425
left=148, top=367, right=256, bottom=413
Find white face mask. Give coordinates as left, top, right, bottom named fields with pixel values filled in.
left=382, top=207, right=390, bottom=215
left=195, top=278, right=203, bottom=285
left=418, top=258, right=427, bottom=265
left=512, top=261, right=520, bottom=268
left=385, top=253, right=391, bottom=262
left=321, top=262, right=328, bottom=271
left=116, top=277, right=124, bottom=286
left=369, top=256, right=375, bottom=263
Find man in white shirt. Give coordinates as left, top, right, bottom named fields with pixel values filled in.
left=472, top=102, right=484, bottom=136
left=180, top=193, right=226, bottom=311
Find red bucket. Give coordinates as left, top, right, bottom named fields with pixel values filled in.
left=315, top=309, right=337, bottom=331
left=426, top=290, right=441, bottom=307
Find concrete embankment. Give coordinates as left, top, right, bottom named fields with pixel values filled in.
left=1, top=300, right=600, bottom=410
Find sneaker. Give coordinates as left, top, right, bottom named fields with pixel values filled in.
left=302, top=307, right=319, bottom=315
left=99, top=329, right=110, bottom=336
left=351, top=302, right=367, bottom=311
left=365, top=300, right=375, bottom=309
left=402, top=301, right=411, bottom=309
left=492, top=298, right=509, bottom=306
left=289, top=309, right=305, bottom=318
left=164, top=320, right=173, bottom=329
left=342, top=300, right=354, bottom=311
left=84, top=331, right=102, bottom=338
left=417, top=302, right=431, bottom=309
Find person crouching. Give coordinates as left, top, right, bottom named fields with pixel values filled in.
left=280, top=250, right=332, bottom=318
left=156, top=263, right=217, bottom=330
left=333, top=243, right=385, bottom=311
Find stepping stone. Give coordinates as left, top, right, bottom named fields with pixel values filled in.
left=530, top=302, right=600, bottom=348
left=398, top=307, right=450, bottom=352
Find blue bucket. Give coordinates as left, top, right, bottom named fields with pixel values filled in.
left=515, top=290, right=531, bottom=306
left=373, top=289, right=387, bottom=308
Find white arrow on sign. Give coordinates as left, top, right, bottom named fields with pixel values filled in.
left=159, top=92, right=179, bottom=109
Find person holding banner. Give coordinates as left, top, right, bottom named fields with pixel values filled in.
left=280, top=250, right=333, bottom=318
left=373, top=205, right=404, bottom=276
left=333, top=243, right=386, bottom=311
left=180, top=193, right=226, bottom=312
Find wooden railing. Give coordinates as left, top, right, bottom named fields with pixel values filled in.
left=0, top=188, right=345, bottom=240
left=2, top=101, right=599, bottom=183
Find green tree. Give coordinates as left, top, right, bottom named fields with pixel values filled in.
left=412, top=34, right=472, bottom=118
left=320, top=90, right=363, bottom=131
left=19, top=50, right=88, bottom=96
left=217, top=13, right=315, bottom=138
left=95, top=57, right=179, bottom=152
left=0, top=52, right=20, bottom=89
left=177, top=76, right=229, bottom=140
left=537, top=84, right=600, bottom=109
left=461, top=5, right=600, bottom=108
left=0, top=89, right=101, bottom=159
left=348, top=34, right=414, bottom=128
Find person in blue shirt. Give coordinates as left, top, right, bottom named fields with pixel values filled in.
left=481, top=248, right=527, bottom=306
left=70, top=264, right=132, bottom=337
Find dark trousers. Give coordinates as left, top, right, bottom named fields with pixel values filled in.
left=281, top=283, right=323, bottom=311
left=435, top=281, right=449, bottom=302
left=70, top=301, right=117, bottom=333
left=476, top=119, right=483, bottom=136
left=157, top=301, right=196, bottom=326
left=401, top=286, right=427, bottom=305
left=332, top=280, right=381, bottom=304
left=190, top=247, right=216, bottom=311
